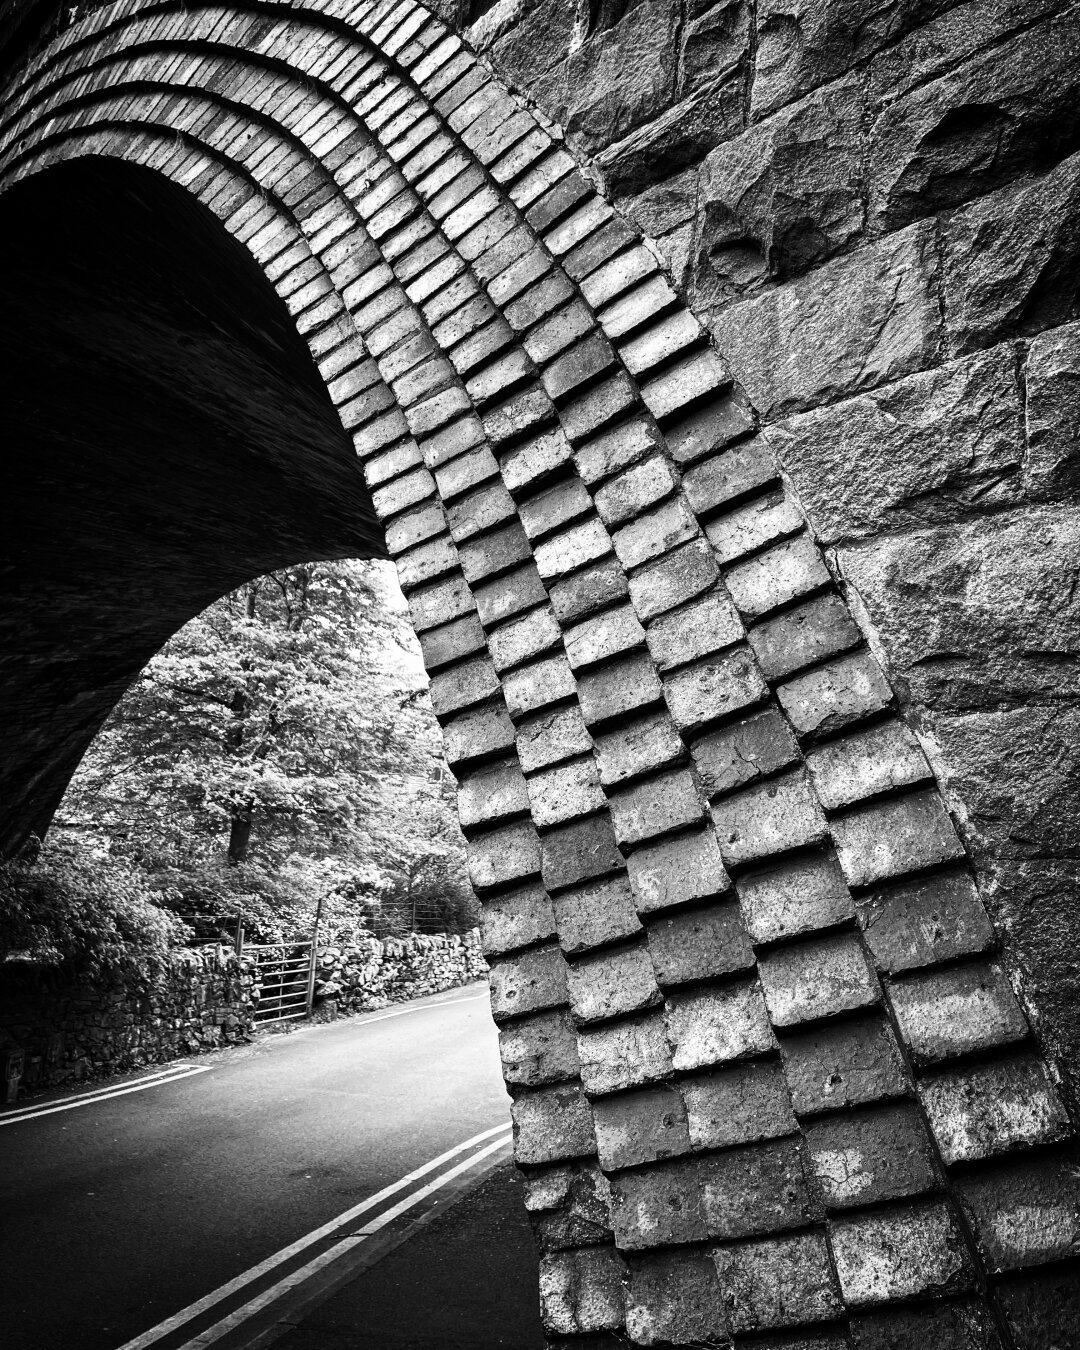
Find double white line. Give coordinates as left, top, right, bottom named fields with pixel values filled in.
left=116, top=1121, right=514, bottom=1350
left=0, top=1063, right=212, bottom=1126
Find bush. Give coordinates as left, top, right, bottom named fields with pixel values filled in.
left=0, top=839, right=187, bottom=985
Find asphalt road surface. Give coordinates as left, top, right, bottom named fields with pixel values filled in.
left=0, top=984, right=521, bottom=1350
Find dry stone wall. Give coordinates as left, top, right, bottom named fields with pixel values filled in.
left=0, top=1, right=1077, bottom=1345
left=314, top=928, right=488, bottom=1009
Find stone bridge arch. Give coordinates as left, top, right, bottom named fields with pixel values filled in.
left=0, top=2, right=1077, bottom=1345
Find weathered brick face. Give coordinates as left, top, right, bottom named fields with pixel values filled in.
left=1, top=0, right=1077, bottom=1344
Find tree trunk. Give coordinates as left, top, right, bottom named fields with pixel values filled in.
left=227, top=807, right=253, bottom=866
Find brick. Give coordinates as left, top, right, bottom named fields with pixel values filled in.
left=526, top=756, right=605, bottom=827
left=398, top=534, right=461, bottom=591
left=465, top=350, right=535, bottom=405
left=385, top=501, right=446, bottom=557
left=563, top=217, right=638, bottom=283
left=503, top=653, right=577, bottom=719
left=488, top=943, right=568, bottom=1020
left=629, top=538, right=720, bottom=622
left=582, top=245, right=659, bottom=309
left=542, top=334, right=616, bottom=402
left=482, top=386, right=553, bottom=447
left=857, top=869, right=994, bottom=975
left=609, top=768, right=704, bottom=846
left=888, top=961, right=1029, bottom=1066
left=851, top=1302, right=1004, bottom=1350
left=807, top=719, right=931, bottom=810
left=522, top=301, right=593, bottom=363
left=609, top=1158, right=709, bottom=1249
left=516, top=705, right=593, bottom=774
left=647, top=900, right=755, bottom=986
left=597, top=272, right=679, bottom=339
left=778, top=650, right=893, bottom=739
left=625, top=1250, right=729, bottom=1348
left=593, top=1085, right=691, bottom=1170
left=667, top=980, right=777, bottom=1071
left=682, top=436, right=777, bottom=514
left=830, top=1201, right=975, bottom=1306
left=524, top=1160, right=613, bottom=1246
left=566, top=941, right=661, bottom=1023
left=594, top=457, right=677, bottom=527
left=539, top=1247, right=626, bottom=1336
left=442, top=698, right=515, bottom=766
left=620, top=311, right=703, bottom=377
left=564, top=604, right=645, bottom=671
left=541, top=814, right=624, bottom=891
left=519, top=477, right=593, bottom=542
left=611, top=496, right=700, bottom=570
left=918, top=1054, right=1071, bottom=1165
left=561, top=371, right=637, bottom=442
left=997, top=1268, right=1080, bottom=1350
left=758, top=933, right=879, bottom=1027
left=593, top=712, right=683, bottom=789
left=578, top=652, right=663, bottom=727
left=502, top=426, right=575, bottom=493
left=626, top=827, right=730, bottom=915
left=780, top=1014, right=910, bottom=1115
left=747, top=591, right=864, bottom=681
left=513, top=1082, right=597, bottom=1164
left=711, top=769, right=828, bottom=866
left=428, top=655, right=499, bottom=718
left=457, top=522, right=531, bottom=584
left=645, top=589, right=745, bottom=671
left=481, top=572, right=543, bottom=634
left=481, top=883, right=557, bottom=956
left=832, top=788, right=965, bottom=887
left=446, top=480, right=516, bottom=540
left=958, top=1148, right=1080, bottom=1272
left=736, top=850, right=855, bottom=944
left=682, top=1060, right=797, bottom=1151
left=418, top=613, right=485, bottom=670
left=457, top=759, right=530, bottom=831
left=575, top=414, right=663, bottom=486
left=692, top=706, right=799, bottom=799
left=467, top=819, right=541, bottom=892
left=408, top=573, right=475, bottom=635
left=706, top=488, right=805, bottom=566
left=553, top=875, right=643, bottom=954
left=577, top=1011, right=673, bottom=1095
left=725, top=533, right=832, bottom=619
left=489, top=604, right=562, bottom=673
left=713, top=1230, right=843, bottom=1333
left=663, top=646, right=767, bottom=734
left=806, top=1102, right=938, bottom=1210
left=549, top=555, right=629, bottom=626
left=433, top=444, right=500, bottom=500
left=699, top=1136, right=820, bottom=1239
left=372, top=465, right=437, bottom=520
left=506, top=272, right=578, bottom=332
left=642, top=348, right=730, bottom=421
left=534, top=517, right=613, bottom=581
left=500, top=1009, right=581, bottom=1087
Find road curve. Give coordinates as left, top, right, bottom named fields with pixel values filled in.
left=0, top=984, right=511, bottom=1350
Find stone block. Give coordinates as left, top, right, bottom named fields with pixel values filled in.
left=512, top=1082, right=598, bottom=1165
left=682, top=435, right=778, bottom=514
left=409, top=573, right=476, bottom=635
left=625, top=1249, right=729, bottom=1347
left=918, top=1053, right=1072, bottom=1165
left=549, top=556, right=629, bottom=626
left=705, top=487, right=805, bottom=565
left=997, top=1266, right=1080, bottom=1350
left=526, top=756, right=606, bottom=827
left=851, top=1298, right=1005, bottom=1350
left=481, top=883, right=557, bottom=956
left=626, top=826, right=731, bottom=915
left=474, top=562, right=548, bottom=628
left=710, top=768, right=828, bottom=865
left=645, top=589, right=745, bottom=670
left=629, top=539, right=720, bottom=622
left=957, top=1146, right=1080, bottom=1272
left=541, top=333, right=616, bottom=403
left=456, top=759, right=529, bottom=831
left=538, top=1246, right=626, bottom=1336
left=736, top=849, right=855, bottom=944
left=552, top=875, right=643, bottom=955
left=578, top=652, right=663, bottom=727
left=488, top=604, right=563, bottom=674
left=502, top=425, right=575, bottom=493
left=641, top=348, right=730, bottom=422
left=832, top=788, right=965, bottom=887
left=577, top=1010, right=674, bottom=1095
left=766, top=345, right=1025, bottom=546
left=608, top=768, right=704, bottom=846
left=681, top=1059, right=797, bottom=1151
left=663, top=644, right=768, bottom=734
left=856, top=868, right=994, bottom=975
left=442, top=699, right=516, bottom=766
left=700, top=1136, right=820, bottom=1239
left=713, top=1229, right=843, bottom=1333
left=805, top=1101, right=939, bottom=1209
left=446, top=479, right=516, bottom=539
left=646, top=900, right=755, bottom=986
left=725, top=532, right=832, bottom=619
left=574, top=413, right=663, bottom=486
left=1025, top=319, right=1080, bottom=500
left=593, top=1084, right=691, bottom=1170
left=488, top=943, right=568, bottom=1021
left=711, top=221, right=941, bottom=421
left=541, top=814, right=624, bottom=892
left=594, top=711, right=684, bottom=788
left=594, top=456, right=677, bottom=526
left=667, top=980, right=777, bottom=1071
left=503, top=653, right=577, bottom=720
left=515, top=705, right=593, bottom=774
left=619, top=311, right=703, bottom=378
left=561, top=371, right=638, bottom=442
left=887, top=960, right=1029, bottom=1066
left=609, top=1157, right=709, bottom=1249
left=747, top=590, right=862, bottom=681
left=467, top=819, right=541, bottom=892
left=691, top=706, right=800, bottom=798
left=418, top=612, right=486, bottom=670
left=500, top=1008, right=582, bottom=1087
left=806, top=719, right=931, bottom=810
left=758, top=933, right=879, bottom=1027
left=780, top=1013, right=910, bottom=1115
left=567, top=941, right=661, bottom=1023
left=565, top=604, right=646, bottom=671
left=665, top=394, right=757, bottom=466
left=611, top=497, right=701, bottom=570
left=830, top=1200, right=975, bottom=1306
left=458, top=522, right=534, bottom=585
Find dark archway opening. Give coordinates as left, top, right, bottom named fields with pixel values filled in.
left=0, top=157, right=384, bottom=853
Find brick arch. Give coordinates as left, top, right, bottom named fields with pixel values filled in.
left=1, top=2, right=1076, bottom=1345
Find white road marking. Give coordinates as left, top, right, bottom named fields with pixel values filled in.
left=175, top=1131, right=514, bottom=1349
left=353, top=990, right=489, bottom=1027
left=0, top=1064, right=213, bottom=1126
left=114, top=1121, right=513, bottom=1350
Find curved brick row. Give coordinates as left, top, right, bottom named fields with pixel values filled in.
left=1, top=2, right=1076, bottom=1346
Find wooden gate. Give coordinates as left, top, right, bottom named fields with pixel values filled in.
left=246, top=940, right=315, bottom=1025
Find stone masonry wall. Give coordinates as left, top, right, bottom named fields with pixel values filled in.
left=1, top=2, right=1077, bottom=1345
left=314, top=928, right=488, bottom=1010
left=0, top=946, right=256, bottom=1088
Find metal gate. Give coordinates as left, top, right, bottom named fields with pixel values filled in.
left=246, top=940, right=315, bottom=1025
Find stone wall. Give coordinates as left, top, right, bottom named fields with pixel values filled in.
left=0, top=946, right=256, bottom=1088
left=314, top=928, right=488, bottom=1011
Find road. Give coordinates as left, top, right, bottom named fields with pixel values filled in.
left=0, top=984, right=515, bottom=1350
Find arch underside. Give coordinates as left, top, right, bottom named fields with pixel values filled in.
left=0, top=2, right=1076, bottom=1345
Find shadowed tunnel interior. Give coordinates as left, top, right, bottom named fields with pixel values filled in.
left=0, top=157, right=385, bottom=854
